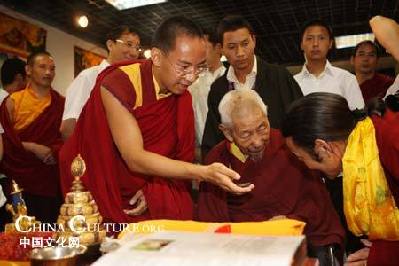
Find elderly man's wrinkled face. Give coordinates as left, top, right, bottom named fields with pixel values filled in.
left=226, top=106, right=270, bottom=161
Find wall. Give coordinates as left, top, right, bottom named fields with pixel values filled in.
left=0, top=5, right=107, bottom=96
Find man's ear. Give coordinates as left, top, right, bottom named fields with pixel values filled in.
left=151, top=48, right=162, bottom=67
left=106, top=40, right=114, bottom=52
left=215, top=43, right=222, bottom=55
left=314, top=139, right=332, bottom=159
left=328, top=39, right=333, bottom=50
left=25, top=65, right=31, bottom=77
left=219, top=124, right=233, bottom=142
left=350, top=55, right=355, bottom=66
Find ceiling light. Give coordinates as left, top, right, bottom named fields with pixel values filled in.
left=77, top=15, right=89, bottom=28
left=335, top=33, right=374, bottom=49
left=105, top=0, right=167, bottom=10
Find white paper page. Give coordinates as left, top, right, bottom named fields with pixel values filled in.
left=93, top=231, right=304, bottom=266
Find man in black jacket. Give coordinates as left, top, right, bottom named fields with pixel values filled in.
left=202, top=15, right=303, bottom=156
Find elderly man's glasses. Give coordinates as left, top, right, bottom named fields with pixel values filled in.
left=115, top=39, right=142, bottom=51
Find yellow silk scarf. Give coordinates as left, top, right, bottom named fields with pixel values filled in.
left=343, top=117, right=399, bottom=240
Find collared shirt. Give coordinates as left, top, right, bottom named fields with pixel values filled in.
left=385, top=74, right=399, bottom=98
left=226, top=55, right=257, bottom=90
left=189, top=65, right=226, bottom=146
left=294, top=60, right=365, bottom=110
left=63, top=59, right=110, bottom=120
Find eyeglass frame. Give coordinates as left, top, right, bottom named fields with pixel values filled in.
left=161, top=51, right=208, bottom=77
left=115, top=39, right=142, bottom=52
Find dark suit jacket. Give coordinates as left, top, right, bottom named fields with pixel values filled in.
left=201, top=56, right=303, bottom=155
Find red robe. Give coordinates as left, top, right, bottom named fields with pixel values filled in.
left=366, top=110, right=399, bottom=266
left=197, top=129, right=345, bottom=248
left=360, top=73, right=394, bottom=104
left=59, top=60, right=194, bottom=223
left=0, top=89, right=64, bottom=197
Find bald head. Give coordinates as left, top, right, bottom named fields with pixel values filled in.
left=219, top=89, right=268, bottom=127
left=218, top=89, right=270, bottom=161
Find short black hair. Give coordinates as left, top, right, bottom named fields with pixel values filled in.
left=1, top=58, right=26, bottom=86
left=27, top=50, right=52, bottom=66
left=300, top=19, right=333, bottom=41
left=217, top=15, right=254, bottom=45
left=106, top=26, right=139, bottom=42
left=353, top=40, right=379, bottom=57
left=203, top=27, right=220, bottom=46
left=152, top=16, right=203, bottom=53
left=105, top=25, right=139, bottom=52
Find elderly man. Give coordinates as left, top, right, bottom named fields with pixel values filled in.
left=198, top=89, right=344, bottom=265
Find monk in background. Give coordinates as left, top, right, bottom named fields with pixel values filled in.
left=198, top=89, right=344, bottom=265
left=0, top=51, right=64, bottom=223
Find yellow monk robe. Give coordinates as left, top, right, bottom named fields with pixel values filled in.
left=10, top=86, right=51, bottom=131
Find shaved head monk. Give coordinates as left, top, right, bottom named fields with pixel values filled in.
left=197, top=89, right=345, bottom=265
left=59, top=16, right=253, bottom=225
left=0, top=51, right=64, bottom=223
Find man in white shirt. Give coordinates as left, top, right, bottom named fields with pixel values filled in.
left=188, top=30, right=225, bottom=160
left=60, top=26, right=141, bottom=139
left=294, top=20, right=364, bottom=110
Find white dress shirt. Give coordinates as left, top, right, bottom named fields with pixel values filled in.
left=385, top=74, right=399, bottom=98
left=294, top=60, right=365, bottom=110
left=62, top=59, right=110, bottom=120
left=226, top=56, right=257, bottom=90
left=189, top=65, right=226, bottom=146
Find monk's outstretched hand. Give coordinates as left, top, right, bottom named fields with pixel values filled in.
left=124, top=189, right=147, bottom=216
left=201, top=163, right=255, bottom=194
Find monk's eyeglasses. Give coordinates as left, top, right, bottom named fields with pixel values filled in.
left=162, top=52, right=208, bottom=77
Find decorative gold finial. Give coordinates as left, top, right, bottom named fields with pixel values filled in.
left=71, top=154, right=86, bottom=177
left=71, top=154, right=87, bottom=192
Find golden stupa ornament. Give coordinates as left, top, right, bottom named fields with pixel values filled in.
left=57, top=154, right=106, bottom=246
left=5, top=180, right=39, bottom=232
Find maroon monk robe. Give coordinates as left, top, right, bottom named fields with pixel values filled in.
left=360, top=73, right=394, bottom=104
left=0, top=89, right=64, bottom=197
left=197, top=129, right=345, bottom=248
left=59, top=60, right=194, bottom=223
left=366, top=110, right=399, bottom=266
